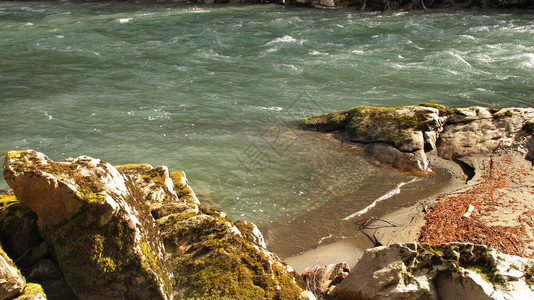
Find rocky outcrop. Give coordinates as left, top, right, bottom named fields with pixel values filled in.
left=303, top=104, right=534, bottom=175
left=117, top=163, right=309, bottom=299
left=437, top=107, right=534, bottom=160
left=2, top=150, right=310, bottom=300
left=335, top=242, right=534, bottom=300
left=4, top=151, right=173, bottom=300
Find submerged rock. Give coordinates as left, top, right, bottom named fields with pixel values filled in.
left=4, top=150, right=173, bottom=300
left=335, top=242, right=534, bottom=300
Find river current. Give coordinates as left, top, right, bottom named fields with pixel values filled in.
left=1, top=2, right=533, bottom=257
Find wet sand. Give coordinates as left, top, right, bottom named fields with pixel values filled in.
left=283, top=150, right=534, bottom=274
left=276, top=152, right=467, bottom=273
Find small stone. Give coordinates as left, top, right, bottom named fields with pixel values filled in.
left=0, top=244, right=25, bottom=300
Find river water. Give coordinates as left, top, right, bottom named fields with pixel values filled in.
left=1, top=2, right=532, bottom=257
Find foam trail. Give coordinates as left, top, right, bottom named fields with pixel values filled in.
left=342, top=178, right=417, bottom=220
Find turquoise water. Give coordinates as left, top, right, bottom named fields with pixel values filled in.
left=1, top=2, right=533, bottom=255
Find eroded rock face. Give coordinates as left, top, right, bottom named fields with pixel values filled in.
left=303, top=105, right=534, bottom=175
left=438, top=107, right=534, bottom=160
left=117, top=163, right=308, bottom=299
left=335, top=242, right=534, bottom=300
left=4, top=150, right=173, bottom=300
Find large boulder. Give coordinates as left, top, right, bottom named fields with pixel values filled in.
left=3, top=150, right=173, bottom=300
left=335, top=242, right=534, bottom=300
left=117, top=164, right=310, bottom=299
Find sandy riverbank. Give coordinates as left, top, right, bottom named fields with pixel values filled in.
left=285, top=149, right=534, bottom=274
left=284, top=151, right=468, bottom=273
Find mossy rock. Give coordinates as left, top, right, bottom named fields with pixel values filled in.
left=302, top=110, right=351, bottom=132
left=303, top=104, right=447, bottom=148
left=14, top=283, right=46, bottom=300
left=169, top=171, right=199, bottom=204
left=417, top=243, right=500, bottom=284
left=4, top=151, right=173, bottom=300
left=0, top=242, right=25, bottom=299
left=163, top=215, right=305, bottom=299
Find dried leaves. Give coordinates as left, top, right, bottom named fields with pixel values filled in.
left=419, top=156, right=534, bottom=258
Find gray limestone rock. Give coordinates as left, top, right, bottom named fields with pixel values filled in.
left=335, top=243, right=534, bottom=300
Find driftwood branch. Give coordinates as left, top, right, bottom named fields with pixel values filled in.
left=355, top=217, right=398, bottom=247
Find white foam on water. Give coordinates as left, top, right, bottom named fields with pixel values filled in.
left=257, top=106, right=283, bottom=112
left=267, top=35, right=297, bottom=45
left=521, top=53, right=534, bottom=68
left=318, top=234, right=333, bottom=245
left=342, top=178, right=418, bottom=220
left=445, top=50, right=472, bottom=67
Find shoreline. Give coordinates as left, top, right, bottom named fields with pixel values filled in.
left=284, top=151, right=467, bottom=273
left=287, top=149, right=534, bottom=274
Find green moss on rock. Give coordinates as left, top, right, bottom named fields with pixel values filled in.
left=303, top=104, right=446, bottom=137
left=156, top=201, right=304, bottom=299
left=417, top=103, right=453, bottom=116
left=419, top=243, right=498, bottom=284
left=46, top=210, right=137, bottom=293
left=0, top=241, right=25, bottom=299
left=14, top=283, right=46, bottom=300
left=0, top=193, right=18, bottom=209
left=302, top=110, right=350, bottom=132
left=170, top=234, right=304, bottom=300
left=170, top=171, right=198, bottom=204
